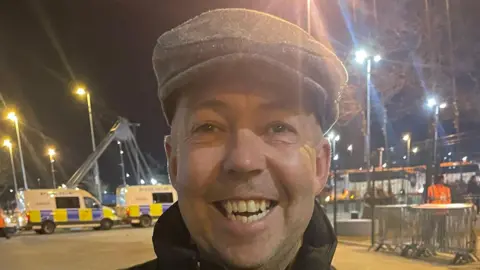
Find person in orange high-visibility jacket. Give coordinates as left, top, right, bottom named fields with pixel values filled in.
left=428, top=175, right=452, bottom=204
left=0, top=209, right=10, bottom=239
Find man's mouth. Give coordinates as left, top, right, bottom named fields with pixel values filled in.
left=214, top=199, right=277, bottom=224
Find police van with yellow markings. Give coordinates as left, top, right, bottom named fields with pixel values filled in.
left=116, top=184, right=177, bottom=227
left=17, top=188, right=119, bottom=234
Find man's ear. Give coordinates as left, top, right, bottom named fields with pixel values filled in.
left=164, top=135, right=178, bottom=187
left=313, top=139, right=331, bottom=196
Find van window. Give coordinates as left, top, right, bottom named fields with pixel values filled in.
left=152, top=193, right=173, bottom=204
left=84, top=197, right=100, bottom=208
left=55, top=197, right=80, bottom=209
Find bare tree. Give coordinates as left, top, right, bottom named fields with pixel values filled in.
left=336, top=0, right=480, bottom=127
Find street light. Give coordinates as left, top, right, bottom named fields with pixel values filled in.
left=47, top=147, right=57, bottom=188
left=426, top=97, right=447, bottom=183
left=355, top=49, right=381, bottom=178
left=402, top=133, right=412, bottom=166
left=327, top=131, right=340, bottom=234
left=412, top=147, right=419, bottom=154
left=75, top=87, right=101, bottom=200
left=3, top=139, right=18, bottom=194
left=356, top=49, right=381, bottom=247
left=6, top=111, right=27, bottom=189
left=117, top=141, right=126, bottom=186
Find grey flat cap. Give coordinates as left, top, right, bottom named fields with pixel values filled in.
left=153, top=8, right=348, bottom=131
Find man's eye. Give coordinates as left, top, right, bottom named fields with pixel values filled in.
left=267, top=123, right=291, bottom=134
left=192, top=123, right=220, bottom=133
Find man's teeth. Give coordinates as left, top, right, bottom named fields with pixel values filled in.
left=222, top=200, right=272, bottom=224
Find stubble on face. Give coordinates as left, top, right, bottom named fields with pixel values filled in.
left=166, top=80, right=330, bottom=269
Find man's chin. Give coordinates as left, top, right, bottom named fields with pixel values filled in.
left=211, top=243, right=277, bottom=269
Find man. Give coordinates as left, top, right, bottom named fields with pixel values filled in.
left=129, top=8, right=347, bottom=270
left=427, top=175, right=451, bottom=204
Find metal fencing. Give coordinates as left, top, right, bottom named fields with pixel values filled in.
left=373, top=203, right=478, bottom=265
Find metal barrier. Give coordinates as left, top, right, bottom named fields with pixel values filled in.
left=373, top=203, right=478, bottom=265
left=374, top=205, right=411, bottom=252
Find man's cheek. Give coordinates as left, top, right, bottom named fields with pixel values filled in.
left=177, top=146, right=224, bottom=189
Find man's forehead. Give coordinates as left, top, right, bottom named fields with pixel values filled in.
left=179, top=80, right=307, bottom=112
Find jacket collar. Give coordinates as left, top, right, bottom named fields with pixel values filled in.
left=152, top=202, right=336, bottom=269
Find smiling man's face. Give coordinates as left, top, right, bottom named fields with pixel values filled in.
left=165, top=79, right=331, bottom=269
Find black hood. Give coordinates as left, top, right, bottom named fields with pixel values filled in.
left=151, top=201, right=336, bottom=269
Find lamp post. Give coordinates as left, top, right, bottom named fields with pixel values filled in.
left=3, top=139, right=18, bottom=194
left=355, top=50, right=381, bottom=184
left=402, top=133, right=412, bottom=166
left=75, top=87, right=101, bottom=200
left=117, top=141, right=127, bottom=186
left=47, top=148, right=57, bottom=188
left=427, top=97, right=447, bottom=185
left=327, top=131, right=340, bottom=234
left=7, top=112, right=28, bottom=189
left=355, top=49, right=381, bottom=247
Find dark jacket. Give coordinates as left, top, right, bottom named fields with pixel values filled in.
left=125, top=201, right=337, bottom=270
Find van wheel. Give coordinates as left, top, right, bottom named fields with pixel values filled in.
left=34, top=229, right=43, bottom=234
left=100, top=219, right=113, bottom=230
left=41, top=221, right=56, bottom=234
left=139, top=215, right=152, bottom=228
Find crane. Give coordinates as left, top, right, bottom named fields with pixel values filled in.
left=65, top=118, right=154, bottom=196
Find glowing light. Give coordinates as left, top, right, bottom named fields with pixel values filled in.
left=462, top=156, right=468, bottom=162
left=373, top=55, right=382, bottom=62
left=47, top=148, right=56, bottom=157
left=3, top=139, right=12, bottom=148
left=355, top=50, right=368, bottom=64
left=151, top=178, right=158, bottom=185
left=439, top=103, right=447, bottom=109
left=427, top=98, right=437, bottom=108
left=402, top=134, right=410, bottom=141
left=333, top=154, right=339, bottom=161
left=412, top=147, right=419, bottom=154
left=76, top=88, right=86, bottom=96
left=140, top=179, right=145, bottom=185
left=6, top=111, right=17, bottom=122
left=347, top=144, right=353, bottom=152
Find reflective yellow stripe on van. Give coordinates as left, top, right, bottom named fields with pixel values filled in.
left=128, top=203, right=173, bottom=218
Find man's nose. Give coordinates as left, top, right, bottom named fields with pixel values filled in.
left=222, top=129, right=266, bottom=176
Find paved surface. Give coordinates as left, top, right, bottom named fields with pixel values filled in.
left=0, top=227, right=479, bottom=270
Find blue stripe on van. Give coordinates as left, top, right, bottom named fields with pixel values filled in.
left=139, top=205, right=150, bottom=215
left=162, top=204, right=173, bottom=213
left=67, top=209, right=79, bottom=221
left=40, top=210, right=53, bottom=221
left=92, top=209, right=103, bottom=220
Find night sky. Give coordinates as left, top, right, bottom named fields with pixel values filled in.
left=0, top=0, right=321, bottom=190
left=0, top=0, right=478, bottom=192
